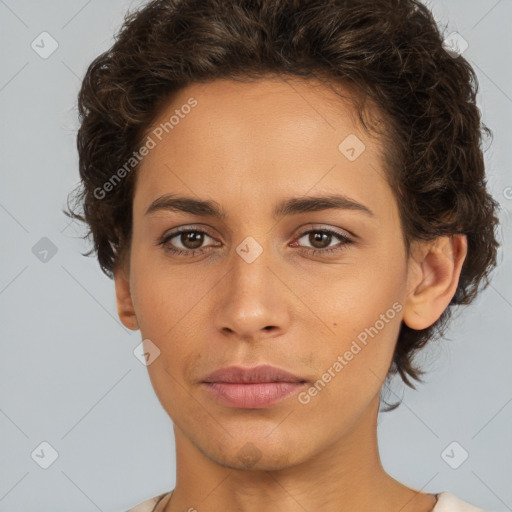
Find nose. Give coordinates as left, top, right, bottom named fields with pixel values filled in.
left=212, top=242, right=292, bottom=341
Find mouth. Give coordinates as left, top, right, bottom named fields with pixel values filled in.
left=201, top=364, right=308, bottom=408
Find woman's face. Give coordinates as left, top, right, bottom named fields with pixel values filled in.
left=116, top=77, right=423, bottom=470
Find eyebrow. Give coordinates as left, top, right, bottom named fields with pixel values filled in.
left=144, top=193, right=374, bottom=219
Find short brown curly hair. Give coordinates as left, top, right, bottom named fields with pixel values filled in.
left=65, top=0, right=501, bottom=399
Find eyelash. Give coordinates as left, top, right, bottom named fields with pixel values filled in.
left=157, top=226, right=354, bottom=258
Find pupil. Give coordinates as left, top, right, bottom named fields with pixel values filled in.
left=310, top=232, right=330, bottom=249
left=183, top=232, right=203, bottom=249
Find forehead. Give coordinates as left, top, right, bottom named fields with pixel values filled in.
left=145, top=76, right=379, bottom=150
left=133, top=77, right=391, bottom=219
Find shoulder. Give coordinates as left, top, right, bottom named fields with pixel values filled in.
left=124, top=491, right=171, bottom=512
left=434, top=491, right=487, bottom=512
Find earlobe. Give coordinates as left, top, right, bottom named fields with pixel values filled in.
left=402, top=234, right=468, bottom=331
left=113, top=264, right=139, bottom=331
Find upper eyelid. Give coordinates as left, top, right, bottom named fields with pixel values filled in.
left=297, top=226, right=352, bottom=239
left=163, top=226, right=216, bottom=240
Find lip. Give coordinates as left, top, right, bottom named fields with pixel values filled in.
left=202, top=364, right=307, bottom=384
left=201, top=365, right=308, bottom=409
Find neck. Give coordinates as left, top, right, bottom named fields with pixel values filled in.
left=165, top=394, right=436, bottom=512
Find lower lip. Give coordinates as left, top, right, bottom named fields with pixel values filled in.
left=201, top=382, right=306, bottom=408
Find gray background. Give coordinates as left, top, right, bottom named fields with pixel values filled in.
left=0, top=0, right=511, bottom=511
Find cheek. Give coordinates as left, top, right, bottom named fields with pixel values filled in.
left=306, top=261, right=406, bottom=388
left=297, top=303, right=402, bottom=431
left=146, top=345, right=205, bottom=419
left=315, top=260, right=405, bottom=337
left=128, top=248, right=187, bottom=338
left=128, top=257, right=210, bottom=376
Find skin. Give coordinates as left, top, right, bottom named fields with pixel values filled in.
left=114, top=76, right=467, bottom=512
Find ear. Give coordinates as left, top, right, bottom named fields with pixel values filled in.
left=402, top=234, right=468, bottom=330
left=113, top=262, right=139, bottom=331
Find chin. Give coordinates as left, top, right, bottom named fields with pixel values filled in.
left=198, top=431, right=311, bottom=471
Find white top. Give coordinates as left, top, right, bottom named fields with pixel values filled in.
left=124, top=490, right=488, bottom=511
left=434, top=492, right=487, bottom=511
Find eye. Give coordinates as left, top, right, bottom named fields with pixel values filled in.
left=157, top=226, right=354, bottom=258
left=291, top=227, right=353, bottom=256
left=158, top=227, right=218, bottom=257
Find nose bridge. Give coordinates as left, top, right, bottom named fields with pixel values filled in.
left=228, top=234, right=275, bottom=307
left=213, top=233, right=289, bottom=337
left=233, top=237, right=271, bottom=294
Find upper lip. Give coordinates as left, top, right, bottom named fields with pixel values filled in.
left=201, top=364, right=307, bottom=384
